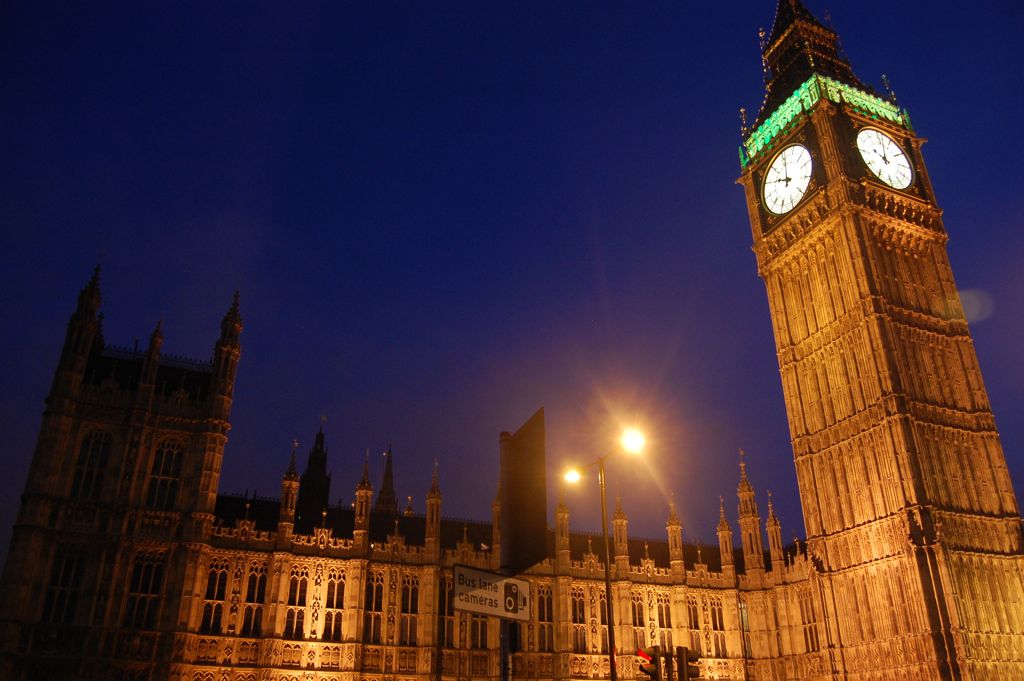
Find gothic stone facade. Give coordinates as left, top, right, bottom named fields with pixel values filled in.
left=0, top=269, right=827, bottom=681
left=3, top=2, right=1024, bottom=681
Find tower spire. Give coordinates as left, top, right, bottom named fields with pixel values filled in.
left=374, top=445, right=398, bottom=515
left=755, top=0, right=867, bottom=126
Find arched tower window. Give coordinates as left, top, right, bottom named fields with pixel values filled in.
left=145, top=440, right=182, bottom=510
left=123, top=551, right=164, bottom=629
left=42, top=546, right=84, bottom=624
left=71, top=430, right=111, bottom=500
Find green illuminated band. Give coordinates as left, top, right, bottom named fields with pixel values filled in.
left=740, top=75, right=909, bottom=168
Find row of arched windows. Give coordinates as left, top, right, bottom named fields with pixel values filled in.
left=70, top=430, right=184, bottom=510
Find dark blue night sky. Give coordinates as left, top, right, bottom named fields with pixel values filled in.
left=2, top=1, right=1022, bottom=561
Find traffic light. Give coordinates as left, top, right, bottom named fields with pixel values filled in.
left=637, top=646, right=662, bottom=680
left=676, top=646, right=701, bottom=680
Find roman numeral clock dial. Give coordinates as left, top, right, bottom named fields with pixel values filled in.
left=856, top=128, right=913, bottom=189
left=762, top=144, right=813, bottom=215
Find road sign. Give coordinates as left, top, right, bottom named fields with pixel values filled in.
left=453, top=565, right=530, bottom=622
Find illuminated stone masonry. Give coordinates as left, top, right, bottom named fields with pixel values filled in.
left=737, top=1, right=1024, bottom=680
left=2, top=2, right=1023, bottom=681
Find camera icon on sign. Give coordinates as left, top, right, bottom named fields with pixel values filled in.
left=504, top=583, right=526, bottom=614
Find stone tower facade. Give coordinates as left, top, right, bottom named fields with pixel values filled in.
left=737, top=1, right=1024, bottom=679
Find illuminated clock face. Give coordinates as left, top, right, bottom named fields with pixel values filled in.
left=762, top=145, right=813, bottom=215
left=856, top=128, right=912, bottom=189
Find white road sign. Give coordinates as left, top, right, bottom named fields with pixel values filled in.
left=453, top=565, right=530, bottom=622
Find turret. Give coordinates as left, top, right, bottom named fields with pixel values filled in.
left=278, top=442, right=300, bottom=539
left=717, top=497, right=735, bottom=579
left=555, top=492, right=570, bottom=571
left=766, top=490, right=785, bottom=572
left=612, top=495, right=629, bottom=575
left=295, top=425, right=331, bottom=534
left=737, top=450, right=765, bottom=578
left=51, top=267, right=102, bottom=397
left=353, top=453, right=373, bottom=550
left=210, top=291, right=242, bottom=419
left=140, top=319, right=163, bottom=387
left=373, top=446, right=398, bottom=516
left=425, top=461, right=442, bottom=559
left=666, top=494, right=685, bottom=579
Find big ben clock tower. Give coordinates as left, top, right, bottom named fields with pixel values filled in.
left=738, top=2, right=1024, bottom=679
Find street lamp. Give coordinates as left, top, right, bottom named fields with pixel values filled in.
left=563, top=428, right=647, bottom=681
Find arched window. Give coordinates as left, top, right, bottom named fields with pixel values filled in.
left=71, top=431, right=111, bottom=500
left=439, top=575, right=455, bottom=647
left=145, top=440, right=182, bottom=510
left=537, top=585, right=553, bottom=652
left=470, top=613, right=488, bottom=649
left=710, top=597, right=726, bottom=657
left=686, top=596, right=701, bottom=654
left=284, top=566, right=308, bottom=639
left=571, top=586, right=586, bottom=653
left=123, top=552, right=164, bottom=629
left=799, top=587, right=819, bottom=652
left=657, top=592, right=673, bottom=649
left=399, top=574, right=419, bottom=645
left=241, top=563, right=267, bottom=636
left=323, top=569, right=345, bottom=642
left=42, top=546, right=84, bottom=624
left=363, top=571, right=384, bottom=643
left=631, top=591, right=646, bottom=650
left=200, top=559, right=228, bottom=634
left=598, top=589, right=609, bottom=653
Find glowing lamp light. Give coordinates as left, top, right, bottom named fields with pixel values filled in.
left=563, top=468, right=582, bottom=484
left=620, top=428, right=646, bottom=455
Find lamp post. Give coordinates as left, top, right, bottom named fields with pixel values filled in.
left=564, top=428, right=646, bottom=681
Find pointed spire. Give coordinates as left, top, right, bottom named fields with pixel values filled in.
left=374, top=446, right=398, bottom=515
left=357, top=450, right=372, bottom=491
left=667, top=492, right=680, bottom=526
left=405, top=495, right=414, bottom=516
left=613, top=493, right=626, bottom=521
left=427, top=458, right=441, bottom=499
left=717, top=496, right=730, bottom=531
left=766, top=490, right=779, bottom=524
left=738, top=448, right=753, bottom=493
left=77, top=265, right=102, bottom=314
left=881, top=73, right=898, bottom=103
left=149, top=318, right=163, bottom=347
left=285, top=439, right=300, bottom=481
left=219, top=290, right=242, bottom=344
left=755, top=0, right=868, bottom=127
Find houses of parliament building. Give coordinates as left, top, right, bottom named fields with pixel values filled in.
left=2, top=1, right=1022, bottom=680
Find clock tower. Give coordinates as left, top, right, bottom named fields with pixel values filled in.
left=738, top=2, right=1024, bottom=679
